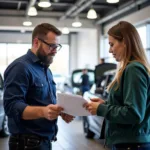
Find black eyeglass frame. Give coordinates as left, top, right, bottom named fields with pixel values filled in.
left=38, top=38, right=62, bottom=51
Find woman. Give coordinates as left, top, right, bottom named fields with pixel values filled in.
left=84, top=21, right=150, bottom=150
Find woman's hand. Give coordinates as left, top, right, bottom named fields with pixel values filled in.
left=83, top=98, right=105, bottom=115
left=60, top=113, right=75, bottom=123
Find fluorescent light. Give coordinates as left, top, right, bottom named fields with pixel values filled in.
left=72, top=17, right=82, bottom=27
left=87, top=8, right=97, bottom=19
left=72, top=22, right=82, bottom=27
left=28, top=6, right=37, bottom=16
left=62, top=27, right=69, bottom=34
left=107, top=0, right=119, bottom=3
left=38, top=0, right=51, bottom=8
left=23, top=20, right=32, bottom=26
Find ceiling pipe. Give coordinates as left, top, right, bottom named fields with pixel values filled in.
left=71, top=0, right=97, bottom=17
left=95, top=0, right=149, bottom=25
left=59, top=0, right=86, bottom=21
left=25, top=0, right=37, bottom=16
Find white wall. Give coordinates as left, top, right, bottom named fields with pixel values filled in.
left=104, top=6, right=150, bottom=35
left=76, top=29, right=98, bottom=69
left=0, top=16, right=96, bottom=31
left=0, top=32, right=68, bottom=44
left=69, top=33, right=78, bottom=74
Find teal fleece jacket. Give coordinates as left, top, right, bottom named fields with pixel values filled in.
left=97, top=61, right=150, bottom=145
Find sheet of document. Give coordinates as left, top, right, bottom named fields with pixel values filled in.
left=57, top=93, right=91, bottom=116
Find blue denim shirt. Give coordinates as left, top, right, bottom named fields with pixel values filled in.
left=4, top=50, right=57, bottom=139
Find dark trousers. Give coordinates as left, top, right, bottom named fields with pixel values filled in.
left=81, top=86, right=90, bottom=95
left=112, top=143, right=150, bottom=150
left=9, top=134, right=52, bottom=150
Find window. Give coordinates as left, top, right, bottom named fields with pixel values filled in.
left=101, top=37, right=116, bottom=63
left=0, top=74, right=3, bottom=89
left=7, top=44, right=30, bottom=64
left=137, top=25, right=150, bottom=62
left=137, top=25, right=147, bottom=49
left=0, top=43, right=7, bottom=74
left=50, top=44, right=69, bottom=76
left=0, top=43, right=70, bottom=77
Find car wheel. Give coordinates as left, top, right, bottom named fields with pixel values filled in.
left=83, top=117, right=95, bottom=139
left=0, top=115, right=9, bottom=137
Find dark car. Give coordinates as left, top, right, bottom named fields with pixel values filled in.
left=0, top=73, right=9, bottom=137
left=71, top=69, right=94, bottom=95
left=82, top=63, right=116, bottom=139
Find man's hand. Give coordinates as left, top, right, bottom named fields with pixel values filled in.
left=43, top=104, right=64, bottom=120
left=83, top=98, right=105, bottom=115
left=60, top=113, right=74, bottom=123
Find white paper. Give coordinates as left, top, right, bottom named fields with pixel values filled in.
left=57, top=93, right=91, bottom=116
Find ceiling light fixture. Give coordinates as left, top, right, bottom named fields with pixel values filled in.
left=87, top=8, right=97, bottom=19
left=28, top=6, right=37, bottom=16
left=62, top=27, right=70, bottom=34
left=72, top=17, right=82, bottom=28
left=106, top=0, right=119, bottom=3
left=38, top=0, right=51, bottom=8
left=23, top=20, right=32, bottom=26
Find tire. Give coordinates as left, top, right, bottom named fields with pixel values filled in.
left=0, top=115, right=9, bottom=137
left=83, top=117, right=95, bottom=139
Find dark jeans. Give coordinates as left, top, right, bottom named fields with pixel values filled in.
left=9, top=134, right=52, bottom=150
left=112, top=143, right=150, bottom=150
left=81, top=86, right=90, bottom=95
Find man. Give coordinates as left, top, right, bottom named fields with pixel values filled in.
left=80, top=69, right=90, bottom=95
left=99, top=58, right=105, bottom=64
left=3, top=23, right=74, bottom=150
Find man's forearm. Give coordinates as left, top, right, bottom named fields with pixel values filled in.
left=22, top=106, right=44, bottom=120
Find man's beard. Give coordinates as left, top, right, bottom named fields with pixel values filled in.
left=36, top=46, right=53, bottom=65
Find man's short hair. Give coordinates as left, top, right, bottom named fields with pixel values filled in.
left=32, top=23, right=62, bottom=44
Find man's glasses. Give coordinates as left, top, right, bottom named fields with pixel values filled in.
left=38, top=38, right=62, bottom=51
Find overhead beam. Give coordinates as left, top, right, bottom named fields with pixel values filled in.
left=0, top=9, right=87, bottom=18
left=51, top=2, right=73, bottom=7
left=95, top=0, right=149, bottom=25
left=92, top=3, right=117, bottom=9
left=59, top=0, right=87, bottom=21
left=0, top=0, right=27, bottom=4
left=71, top=0, right=97, bottom=17
left=25, top=0, right=37, bottom=16
left=0, top=16, right=96, bottom=30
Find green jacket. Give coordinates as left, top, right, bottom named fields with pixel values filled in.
left=97, top=61, right=150, bottom=145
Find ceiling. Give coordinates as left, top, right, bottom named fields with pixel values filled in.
left=0, top=0, right=149, bottom=32
left=0, top=0, right=149, bottom=20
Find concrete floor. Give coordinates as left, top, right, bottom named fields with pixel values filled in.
left=0, top=118, right=110, bottom=150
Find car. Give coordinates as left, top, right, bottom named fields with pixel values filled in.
left=82, top=63, right=116, bottom=139
left=71, top=69, right=95, bottom=95
left=0, top=73, right=9, bottom=137
left=53, top=73, right=66, bottom=92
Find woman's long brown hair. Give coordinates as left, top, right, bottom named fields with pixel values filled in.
left=107, top=21, right=150, bottom=91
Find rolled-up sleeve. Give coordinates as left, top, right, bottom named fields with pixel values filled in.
left=4, top=62, right=29, bottom=123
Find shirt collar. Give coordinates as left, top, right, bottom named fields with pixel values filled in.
left=27, top=49, right=50, bottom=68
left=27, top=49, right=40, bottom=63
